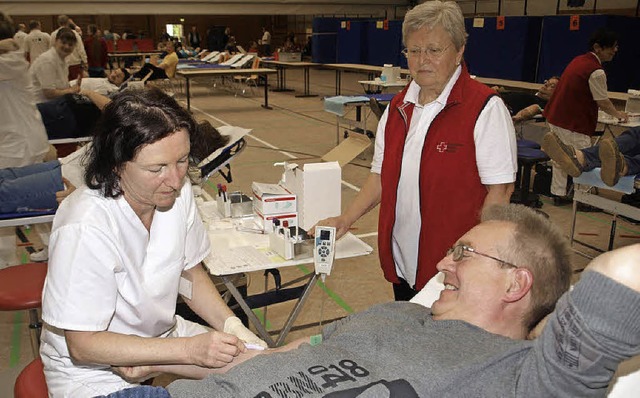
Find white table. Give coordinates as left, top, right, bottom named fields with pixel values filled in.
left=197, top=199, right=373, bottom=346
left=358, top=79, right=409, bottom=94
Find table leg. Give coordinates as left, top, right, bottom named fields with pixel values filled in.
left=271, top=66, right=294, bottom=92
left=221, top=276, right=276, bottom=347
left=295, top=66, right=318, bottom=98
left=262, top=74, right=272, bottom=109
left=185, top=77, right=191, bottom=111
left=274, top=273, right=318, bottom=347
left=335, top=70, right=341, bottom=95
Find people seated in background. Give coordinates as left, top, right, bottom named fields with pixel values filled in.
left=176, top=41, right=198, bottom=59
left=70, top=67, right=130, bottom=96
left=247, top=40, right=258, bottom=54
left=132, top=40, right=178, bottom=81
left=224, top=35, right=238, bottom=54
left=102, top=204, right=640, bottom=397
left=282, top=32, right=299, bottom=52
left=543, top=126, right=640, bottom=187
left=494, top=76, right=559, bottom=123
left=29, top=27, right=81, bottom=103
left=0, top=13, right=50, bottom=168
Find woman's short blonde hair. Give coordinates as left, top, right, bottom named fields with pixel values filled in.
left=402, top=0, right=467, bottom=51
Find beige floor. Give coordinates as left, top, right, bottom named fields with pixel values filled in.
left=1, top=67, right=639, bottom=396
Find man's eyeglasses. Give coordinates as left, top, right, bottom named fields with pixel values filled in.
left=446, top=244, right=518, bottom=269
left=402, top=44, right=452, bottom=60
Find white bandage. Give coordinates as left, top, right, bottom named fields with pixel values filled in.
left=223, top=316, right=268, bottom=348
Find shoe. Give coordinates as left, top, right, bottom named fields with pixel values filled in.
left=30, top=249, right=48, bottom=262
left=552, top=195, right=573, bottom=206
left=542, top=132, right=584, bottom=178
left=576, top=203, right=602, bottom=213
left=598, top=138, right=624, bottom=187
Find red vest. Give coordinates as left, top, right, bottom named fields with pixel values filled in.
left=378, top=66, right=494, bottom=291
left=543, top=53, right=601, bottom=136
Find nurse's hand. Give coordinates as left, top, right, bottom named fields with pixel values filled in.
left=309, top=216, right=351, bottom=239
left=187, top=331, right=245, bottom=368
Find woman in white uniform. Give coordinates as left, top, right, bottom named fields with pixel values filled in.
left=40, top=88, right=266, bottom=397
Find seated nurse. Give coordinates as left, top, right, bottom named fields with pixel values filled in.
left=40, top=88, right=266, bottom=397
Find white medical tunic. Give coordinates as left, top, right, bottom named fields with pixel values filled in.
left=41, top=180, right=210, bottom=397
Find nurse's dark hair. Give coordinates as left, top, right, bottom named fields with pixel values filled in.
left=84, top=88, right=196, bottom=198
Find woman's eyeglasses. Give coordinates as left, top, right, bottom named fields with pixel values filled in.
left=402, top=44, right=452, bottom=60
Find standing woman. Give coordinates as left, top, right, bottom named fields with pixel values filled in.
left=84, top=24, right=108, bottom=77
left=41, top=89, right=266, bottom=397
left=317, top=0, right=517, bottom=300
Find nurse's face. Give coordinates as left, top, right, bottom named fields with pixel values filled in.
left=119, top=129, right=191, bottom=214
left=405, top=25, right=464, bottom=103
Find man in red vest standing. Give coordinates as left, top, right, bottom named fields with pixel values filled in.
left=543, top=28, right=628, bottom=203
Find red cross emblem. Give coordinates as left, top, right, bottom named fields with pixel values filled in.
left=437, top=142, right=448, bottom=152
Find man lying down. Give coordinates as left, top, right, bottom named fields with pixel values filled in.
left=115, top=204, right=640, bottom=397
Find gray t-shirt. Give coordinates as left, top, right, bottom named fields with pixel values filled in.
left=168, top=271, right=640, bottom=397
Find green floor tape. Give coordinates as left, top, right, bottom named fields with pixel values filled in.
left=9, top=311, right=23, bottom=368
left=296, top=264, right=354, bottom=314
left=251, top=308, right=272, bottom=330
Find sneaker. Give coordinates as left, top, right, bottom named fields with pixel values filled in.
left=542, top=132, right=583, bottom=178
left=30, top=249, right=48, bottom=262
left=598, top=138, right=625, bottom=187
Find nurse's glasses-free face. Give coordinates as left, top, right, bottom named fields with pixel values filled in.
left=446, top=244, right=518, bottom=269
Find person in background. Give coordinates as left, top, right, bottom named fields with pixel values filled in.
left=259, top=26, right=271, bottom=56
left=224, top=36, right=238, bottom=54
left=69, top=67, right=129, bottom=96
left=84, top=24, right=108, bottom=78
left=51, top=14, right=87, bottom=81
left=23, top=20, right=51, bottom=63
left=315, top=0, right=517, bottom=301
left=30, top=27, right=81, bottom=103
left=543, top=126, right=640, bottom=187
left=222, top=27, right=231, bottom=51
left=13, top=22, right=26, bottom=49
left=543, top=28, right=629, bottom=203
left=493, top=76, right=559, bottom=123
left=40, top=89, right=267, bottom=398
left=188, top=25, right=201, bottom=50
left=0, top=13, right=49, bottom=168
left=247, top=40, right=258, bottom=54
left=132, top=40, right=178, bottom=81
